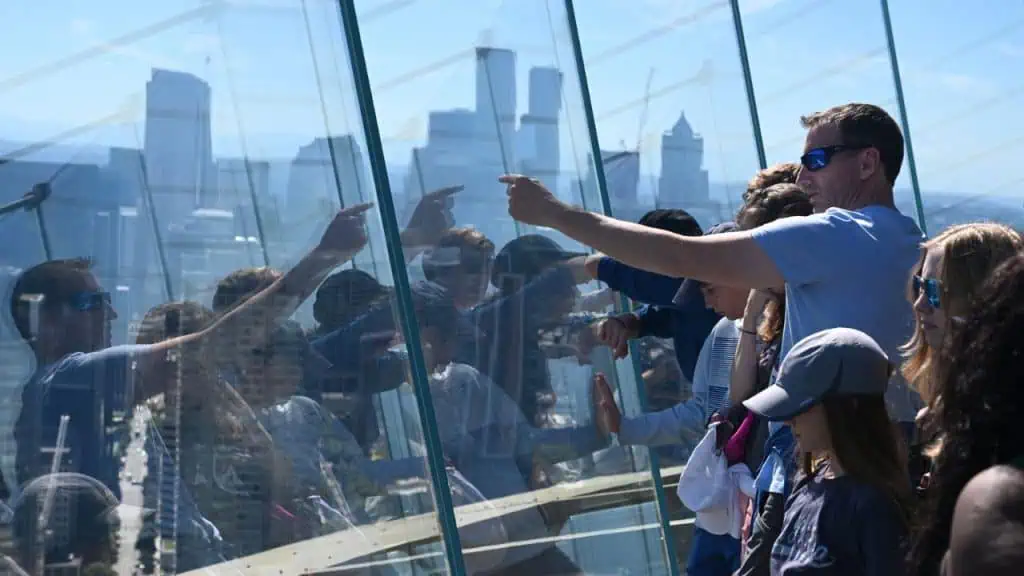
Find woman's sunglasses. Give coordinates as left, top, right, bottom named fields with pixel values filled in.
left=799, top=144, right=870, bottom=172
left=912, top=275, right=942, bottom=309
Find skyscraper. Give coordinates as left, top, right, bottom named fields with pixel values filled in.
left=657, top=112, right=709, bottom=208
left=286, top=136, right=387, bottom=281
left=143, top=69, right=214, bottom=218
left=475, top=47, right=517, bottom=171
left=518, top=67, right=562, bottom=193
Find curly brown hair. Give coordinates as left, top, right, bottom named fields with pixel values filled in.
left=907, top=252, right=1024, bottom=575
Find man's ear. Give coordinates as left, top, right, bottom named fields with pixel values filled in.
left=859, top=147, right=882, bottom=182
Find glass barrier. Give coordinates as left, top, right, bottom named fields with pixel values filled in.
left=354, top=0, right=676, bottom=573
left=888, top=0, right=1024, bottom=234
left=573, top=0, right=766, bottom=568
left=0, top=2, right=454, bottom=574
left=738, top=0, right=923, bottom=224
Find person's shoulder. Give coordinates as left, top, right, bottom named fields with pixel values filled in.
left=46, top=345, right=145, bottom=381
left=709, top=317, right=742, bottom=338
left=445, top=362, right=486, bottom=384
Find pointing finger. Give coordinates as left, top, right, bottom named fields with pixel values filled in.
left=425, top=184, right=464, bottom=199
left=339, top=203, right=374, bottom=217
left=498, top=174, right=529, bottom=185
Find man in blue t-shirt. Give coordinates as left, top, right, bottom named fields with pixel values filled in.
left=500, top=103, right=925, bottom=574
left=7, top=205, right=373, bottom=566
left=499, top=102, right=923, bottom=425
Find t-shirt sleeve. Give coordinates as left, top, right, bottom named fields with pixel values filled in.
left=856, top=487, right=908, bottom=576
left=54, top=344, right=155, bottom=409
left=750, top=212, right=846, bottom=286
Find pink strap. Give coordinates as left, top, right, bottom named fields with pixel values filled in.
left=724, top=411, right=756, bottom=464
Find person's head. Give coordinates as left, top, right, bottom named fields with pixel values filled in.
left=313, top=268, right=389, bottom=333
left=637, top=208, right=702, bottom=237
left=907, top=253, right=1024, bottom=576
left=212, top=266, right=283, bottom=314
left=10, top=258, right=115, bottom=360
left=903, top=223, right=1023, bottom=403
left=667, top=222, right=744, bottom=319
left=423, top=227, right=495, bottom=310
left=134, top=301, right=215, bottom=409
left=796, top=103, right=903, bottom=213
left=744, top=328, right=910, bottom=505
left=409, top=281, right=462, bottom=369
left=744, top=162, right=801, bottom=204
left=738, top=183, right=814, bottom=339
left=14, top=473, right=121, bottom=569
left=491, top=234, right=583, bottom=317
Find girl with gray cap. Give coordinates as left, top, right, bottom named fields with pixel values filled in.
left=743, top=327, right=911, bottom=575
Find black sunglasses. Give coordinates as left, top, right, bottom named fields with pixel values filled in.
left=912, top=275, right=942, bottom=309
left=68, top=291, right=112, bottom=312
left=800, top=144, right=870, bottom=172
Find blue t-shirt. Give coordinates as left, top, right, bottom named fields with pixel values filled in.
left=15, top=345, right=153, bottom=498
left=751, top=206, right=924, bottom=422
left=771, top=467, right=907, bottom=575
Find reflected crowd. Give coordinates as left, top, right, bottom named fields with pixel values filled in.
left=2, top=102, right=1023, bottom=576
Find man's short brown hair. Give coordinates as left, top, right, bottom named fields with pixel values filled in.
left=212, top=266, right=282, bottom=313
left=800, top=103, right=904, bottom=186
left=745, top=163, right=801, bottom=204
left=9, top=258, right=93, bottom=341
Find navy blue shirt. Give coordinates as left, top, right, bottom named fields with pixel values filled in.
left=772, top=467, right=907, bottom=575
left=596, top=257, right=721, bottom=385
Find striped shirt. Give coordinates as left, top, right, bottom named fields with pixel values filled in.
left=619, top=318, right=741, bottom=448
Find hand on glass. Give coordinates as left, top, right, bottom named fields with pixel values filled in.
left=592, top=373, right=621, bottom=436
left=498, top=174, right=568, bottom=227
left=314, top=203, right=373, bottom=258
left=598, top=314, right=638, bottom=359
left=404, top=184, right=462, bottom=246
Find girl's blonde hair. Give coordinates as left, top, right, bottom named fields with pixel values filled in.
left=902, top=222, right=1023, bottom=404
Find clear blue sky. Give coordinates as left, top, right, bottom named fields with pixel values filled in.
left=0, top=0, right=1020, bottom=204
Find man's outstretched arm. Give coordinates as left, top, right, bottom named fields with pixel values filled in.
left=500, top=175, right=784, bottom=289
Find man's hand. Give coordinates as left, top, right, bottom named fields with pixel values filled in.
left=593, top=373, right=621, bottom=436
left=597, top=314, right=639, bottom=359
left=403, top=185, right=462, bottom=248
left=499, top=174, right=569, bottom=227
left=314, top=203, right=373, bottom=259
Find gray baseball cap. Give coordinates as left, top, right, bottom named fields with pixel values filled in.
left=743, top=327, right=892, bottom=421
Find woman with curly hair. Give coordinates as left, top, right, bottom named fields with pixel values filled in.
left=907, top=253, right=1024, bottom=575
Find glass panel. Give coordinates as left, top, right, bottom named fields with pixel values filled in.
left=738, top=0, right=922, bottom=218
left=888, top=0, right=1024, bottom=233
left=573, top=0, right=765, bottom=567
left=0, top=2, right=452, bottom=574
left=355, top=0, right=675, bottom=572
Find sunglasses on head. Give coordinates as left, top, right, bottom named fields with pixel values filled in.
left=68, top=291, right=112, bottom=312
left=912, top=275, right=942, bottom=309
left=800, top=144, right=870, bottom=172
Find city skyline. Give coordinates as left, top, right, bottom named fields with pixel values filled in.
left=0, top=1, right=1020, bottom=203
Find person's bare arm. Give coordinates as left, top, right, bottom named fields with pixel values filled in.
left=150, top=205, right=373, bottom=360
left=500, top=175, right=783, bottom=289
left=942, top=465, right=1024, bottom=576
left=729, top=290, right=773, bottom=404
